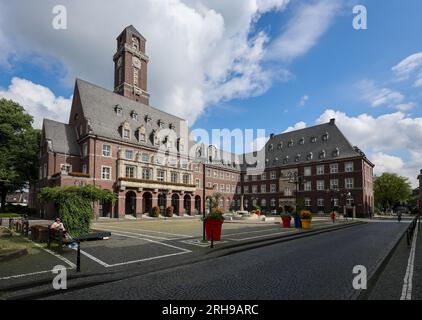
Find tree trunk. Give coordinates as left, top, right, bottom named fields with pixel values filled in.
left=0, top=188, right=7, bottom=212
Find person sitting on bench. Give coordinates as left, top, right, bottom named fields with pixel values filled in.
left=50, top=218, right=77, bottom=249
left=51, top=217, right=66, bottom=231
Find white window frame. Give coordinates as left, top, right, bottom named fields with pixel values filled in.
left=317, top=180, right=325, bottom=191
left=345, top=162, right=354, bottom=172
left=304, top=167, right=312, bottom=177
left=101, top=166, right=112, bottom=180
left=317, top=165, right=324, bottom=175
left=102, top=144, right=111, bottom=157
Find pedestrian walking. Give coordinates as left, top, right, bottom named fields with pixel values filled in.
left=330, top=212, right=336, bottom=224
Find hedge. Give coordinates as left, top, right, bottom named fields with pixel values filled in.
left=39, top=185, right=116, bottom=237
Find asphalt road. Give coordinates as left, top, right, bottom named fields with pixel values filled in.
left=46, top=220, right=409, bottom=300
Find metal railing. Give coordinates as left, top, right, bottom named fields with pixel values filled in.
left=406, top=215, right=420, bottom=246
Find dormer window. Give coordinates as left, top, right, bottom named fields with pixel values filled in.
left=288, top=139, right=294, bottom=147
left=131, top=111, right=138, bottom=121
left=323, top=132, right=329, bottom=141
left=268, top=144, right=274, bottom=151
left=333, top=147, right=340, bottom=157
left=319, top=150, right=326, bottom=159
left=158, top=120, right=165, bottom=129
left=283, top=156, right=289, bottom=164
left=277, top=142, right=283, bottom=150
left=295, top=154, right=302, bottom=162
left=121, top=121, right=131, bottom=140
left=177, top=139, right=184, bottom=152
left=311, top=136, right=317, bottom=143
left=307, top=152, right=313, bottom=161
left=299, top=137, right=305, bottom=145
left=152, top=130, right=159, bottom=146
left=145, top=115, right=152, bottom=125
left=115, top=105, right=123, bottom=116
left=137, top=126, right=146, bottom=142
left=166, top=136, right=173, bottom=149
left=169, top=123, right=175, bottom=130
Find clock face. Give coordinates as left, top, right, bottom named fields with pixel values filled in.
left=132, top=57, right=141, bottom=69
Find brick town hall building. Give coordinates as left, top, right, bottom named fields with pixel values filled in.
left=29, top=26, right=375, bottom=219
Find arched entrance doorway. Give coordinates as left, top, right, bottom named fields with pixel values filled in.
left=100, top=200, right=112, bottom=218
left=143, top=192, right=152, bottom=214
left=158, top=193, right=166, bottom=216
left=195, top=195, right=201, bottom=214
left=125, top=191, right=136, bottom=216
left=171, top=194, right=179, bottom=215
left=184, top=194, right=191, bottom=215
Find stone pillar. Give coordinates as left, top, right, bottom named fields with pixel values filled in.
left=240, top=195, right=244, bottom=212
left=136, top=195, right=143, bottom=218
left=118, top=195, right=126, bottom=219
left=179, top=195, right=185, bottom=216
left=191, top=197, right=196, bottom=216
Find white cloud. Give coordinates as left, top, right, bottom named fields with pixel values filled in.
left=283, top=121, right=307, bottom=133
left=0, top=0, right=297, bottom=125
left=316, top=109, right=422, bottom=187
left=392, top=52, right=422, bottom=80
left=358, top=79, right=405, bottom=108
left=371, top=152, right=405, bottom=174
left=266, top=0, right=340, bottom=61
left=0, top=77, right=72, bottom=129
left=297, top=95, right=309, bottom=107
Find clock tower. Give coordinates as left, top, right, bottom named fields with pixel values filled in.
left=113, top=25, right=150, bottom=105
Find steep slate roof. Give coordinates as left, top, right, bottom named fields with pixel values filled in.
left=76, top=79, right=187, bottom=148
left=124, top=25, right=146, bottom=41
left=259, top=120, right=363, bottom=168
left=193, top=143, right=242, bottom=170
left=43, top=119, right=80, bottom=156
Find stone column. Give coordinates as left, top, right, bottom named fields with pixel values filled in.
left=136, top=194, right=143, bottom=218
left=179, top=194, right=185, bottom=216
left=240, top=195, right=244, bottom=212
left=191, top=197, right=196, bottom=216
left=118, top=194, right=126, bottom=219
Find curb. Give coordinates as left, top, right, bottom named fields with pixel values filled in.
left=3, top=221, right=365, bottom=300
left=209, top=221, right=366, bottom=257
left=0, top=248, right=28, bottom=263
left=353, top=223, right=411, bottom=300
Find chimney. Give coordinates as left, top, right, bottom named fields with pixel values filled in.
left=329, top=118, right=335, bottom=125
left=270, top=133, right=275, bottom=139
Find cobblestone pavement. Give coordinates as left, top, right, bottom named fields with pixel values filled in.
left=45, top=220, right=409, bottom=300
left=0, top=217, right=350, bottom=297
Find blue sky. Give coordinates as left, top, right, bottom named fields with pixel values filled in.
left=0, top=0, right=421, bottom=185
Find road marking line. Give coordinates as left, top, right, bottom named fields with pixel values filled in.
left=75, top=232, right=192, bottom=268
left=400, top=222, right=418, bottom=300
left=94, top=224, right=191, bottom=238
left=0, top=268, right=73, bottom=281
left=77, top=249, right=110, bottom=268
left=95, top=227, right=190, bottom=240
left=226, top=231, right=297, bottom=241
left=223, top=227, right=281, bottom=236
left=111, top=232, right=192, bottom=253
left=5, top=227, right=76, bottom=269
left=106, top=251, right=190, bottom=267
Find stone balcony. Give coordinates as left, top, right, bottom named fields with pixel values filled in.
left=118, top=177, right=196, bottom=193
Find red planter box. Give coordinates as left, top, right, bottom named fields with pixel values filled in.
left=281, top=218, right=291, bottom=228
left=205, top=219, right=224, bottom=241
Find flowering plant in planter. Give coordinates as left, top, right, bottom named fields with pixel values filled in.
left=166, top=206, right=174, bottom=217
left=203, top=208, right=225, bottom=221
left=300, top=210, right=312, bottom=220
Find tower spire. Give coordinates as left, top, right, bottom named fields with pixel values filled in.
left=113, top=25, right=150, bottom=105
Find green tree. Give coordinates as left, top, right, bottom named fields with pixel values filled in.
left=0, top=99, right=40, bottom=212
left=39, top=185, right=116, bottom=236
left=374, top=173, right=412, bottom=212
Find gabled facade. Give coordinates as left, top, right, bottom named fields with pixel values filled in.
left=29, top=25, right=374, bottom=219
